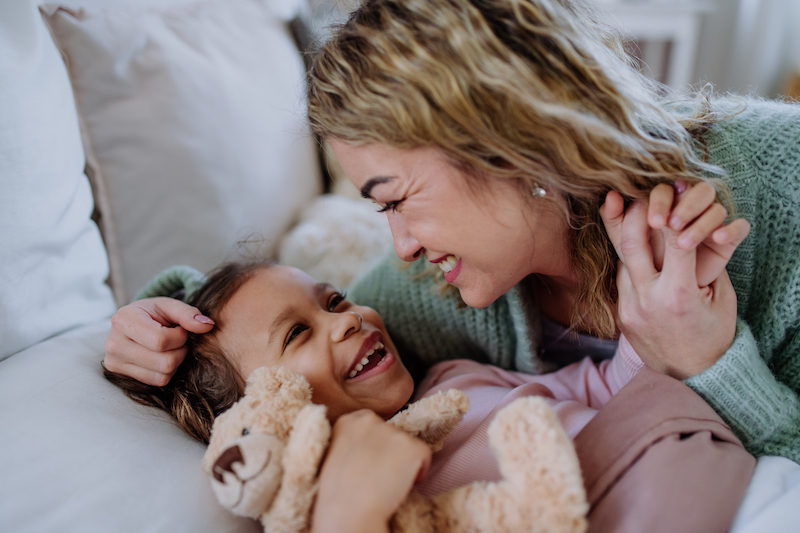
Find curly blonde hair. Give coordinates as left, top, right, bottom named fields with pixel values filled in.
left=307, top=0, right=733, bottom=337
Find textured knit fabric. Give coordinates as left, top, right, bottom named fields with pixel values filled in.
left=349, top=99, right=800, bottom=462
left=413, top=335, right=643, bottom=497
left=135, top=265, right=206, bottom=301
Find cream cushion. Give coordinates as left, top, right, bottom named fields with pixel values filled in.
left=0, top=0, right=116, bottom=361
left=42, top=0, right=322, bottom=304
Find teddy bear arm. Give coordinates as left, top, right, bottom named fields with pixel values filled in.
left=388, top=390, right=469, bottom=451
left=262, top=404, right=331, bottom=533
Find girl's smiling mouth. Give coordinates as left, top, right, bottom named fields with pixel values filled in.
left=347, top=332, right=394, bottom=380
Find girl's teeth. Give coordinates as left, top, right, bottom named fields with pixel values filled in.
left=355, top=363, right=363, bottom=372
left=361, top=357, right=369, bottom=365
left=438, top=256, right=459, bottom=273
left=349, top=370, right=357, bottom=378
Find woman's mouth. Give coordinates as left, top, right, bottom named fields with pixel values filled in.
left=438, top=255, right=462, bottom=283
left=347, top=341, right=390, bottom=379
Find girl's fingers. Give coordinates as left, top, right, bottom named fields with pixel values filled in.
left=617, top=200, right=658, bottom=287
left=676, top=203, right=728, bottom=250
left=668, top=181, right=717, bottom=230
left=647, top=183, right=675, bottom=229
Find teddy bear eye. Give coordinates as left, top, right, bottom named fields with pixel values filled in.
left=242, top=428, right=249, bottom=436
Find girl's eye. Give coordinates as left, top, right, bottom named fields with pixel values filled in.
left=376, top=199, right=403, bottom=213
left=285, top=324, right=308, bottom=346
left=328, top=292, right=347, bottom=312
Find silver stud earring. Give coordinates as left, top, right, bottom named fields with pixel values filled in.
left=531, top=184, right=546, bottom=198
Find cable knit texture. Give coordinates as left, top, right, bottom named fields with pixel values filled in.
left=142, top=99, right=800, bottom=461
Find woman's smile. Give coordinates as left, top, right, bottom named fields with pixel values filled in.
left=330, top=139, right=574, bottom=308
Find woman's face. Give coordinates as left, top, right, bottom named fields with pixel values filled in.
left=216, top=266, right=415, bottom=421
left=330, top=140, right=573, bottom=308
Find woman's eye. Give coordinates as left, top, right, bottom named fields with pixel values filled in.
left=285, top=324, right=308, bottom=346
left=376, top=199, right=403, bottom=213
left=328, top=292, right=347, bottom=311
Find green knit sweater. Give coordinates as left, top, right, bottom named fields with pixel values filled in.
left=140, top=99, right=800, bottom=461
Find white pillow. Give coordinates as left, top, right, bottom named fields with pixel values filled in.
left=0, top=321, right=261, bottom=533
left=0, top=0, right=117, bottom=361
left=42, top=0, right=322, bottom=303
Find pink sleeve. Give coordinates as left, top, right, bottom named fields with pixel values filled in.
left=412, top=340, right=645, bottom=497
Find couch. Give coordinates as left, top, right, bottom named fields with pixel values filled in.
left=1, top=0, right=798, bottom=531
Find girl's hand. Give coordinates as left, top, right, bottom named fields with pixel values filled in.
left=103, top=297, right=215, bottom=386
left=312, top=410, right=432, bottom=533
left=644, top=181, right=751, bottom=286
left=600, top=197, right=739, bottom=380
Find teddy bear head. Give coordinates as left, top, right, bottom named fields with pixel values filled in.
left=201, top=366, right=329, bottom=522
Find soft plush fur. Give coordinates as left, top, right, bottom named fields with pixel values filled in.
left=202, top=366, right=589, bottom=533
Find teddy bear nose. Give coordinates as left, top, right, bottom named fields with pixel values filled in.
left=213, top=445, right=244, bottom=483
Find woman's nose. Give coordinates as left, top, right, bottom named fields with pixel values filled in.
left=332, top=311, right=363, bottom=341
left=386, top=212, right=423, bottom=262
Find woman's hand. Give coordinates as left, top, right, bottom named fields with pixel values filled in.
left=312, top=410, right=432, bottom=533
left=600, top=193, right=741, bottom=380
left=643, top=181, right=751, bottom=286
left=103, top=297, right=215, bottom=386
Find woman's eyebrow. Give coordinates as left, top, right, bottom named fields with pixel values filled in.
left=360, top=176, right=394, bottom=199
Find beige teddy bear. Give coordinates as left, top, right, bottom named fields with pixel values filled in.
left=202, top=366, right=588, bottom=533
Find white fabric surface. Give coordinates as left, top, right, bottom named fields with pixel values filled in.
left=0, top=321, right=261, bottom=533
left=42, top=0, right=322, bottom=303
left=731, top=456, right=800, bottom=533
left=0, top=0, right=117, bottom=361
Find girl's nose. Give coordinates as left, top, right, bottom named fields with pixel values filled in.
left=332, top=311, right=363, bottom=341
left=386, top=212, right=423, bottom=262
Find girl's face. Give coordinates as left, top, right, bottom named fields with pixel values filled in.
left=216, top=266, right=414, bottom=421
left=330, top=140, right=574, bottom=308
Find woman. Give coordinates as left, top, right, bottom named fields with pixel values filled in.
left=105, top=0, right=798, bottom=471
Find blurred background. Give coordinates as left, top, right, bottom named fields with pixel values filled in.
left=307, top=0, right=800, bottom=100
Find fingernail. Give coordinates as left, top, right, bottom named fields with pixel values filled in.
left=194, top=314, right=214, bottom=325
left=674, top=181, right=688, bottom=195
left=678, top=234, right=694, bottom=249
left=669, top=216, right=682, bottom=230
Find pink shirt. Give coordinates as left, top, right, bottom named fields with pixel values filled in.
left=412, top=334, right=644, bottom=497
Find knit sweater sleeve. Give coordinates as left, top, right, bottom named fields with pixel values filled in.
left=134, top=265, right=206, bottom=301
left=685, top=319, right=800, bottom=461
left=683, top=99, right=800, bottom=461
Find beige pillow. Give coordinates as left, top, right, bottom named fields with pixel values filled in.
left=43, top=0, right=322, bottom=303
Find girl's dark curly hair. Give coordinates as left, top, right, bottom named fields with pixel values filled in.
left=104, top=262, right=272, bottom=444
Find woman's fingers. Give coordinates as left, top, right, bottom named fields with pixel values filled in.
left=103, top=297, right=215, bottom=386
left=647, top=183, right=675, bottom=229
left=667, top=181, right=717, bottom=231
left=600, top=190, right=626, bottom=259
left=617, top=200, right=658, bottom=286
left=676, top=203, right=728, bottom=250
left=712, top=218, right=752, bottom=246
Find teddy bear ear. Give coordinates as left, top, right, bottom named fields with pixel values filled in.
left=245, top=366, right=313, bottom=403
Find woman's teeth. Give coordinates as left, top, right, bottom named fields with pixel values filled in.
left=438, top=255, right=459, bottom=273
left=348, top=342, right=386, bottom=379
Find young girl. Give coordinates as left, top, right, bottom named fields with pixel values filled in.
left=105, top=199, right=754, bottom=533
